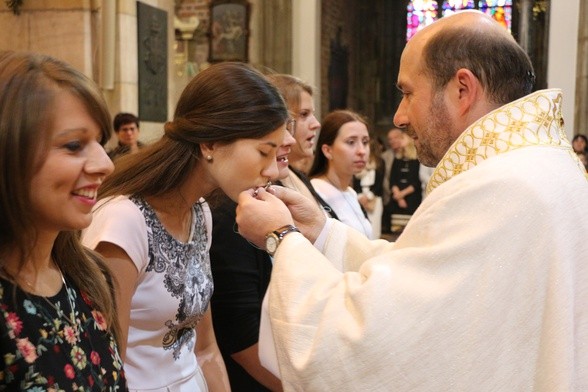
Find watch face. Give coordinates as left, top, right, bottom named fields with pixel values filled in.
left=265, top=234, right=279, bottom=254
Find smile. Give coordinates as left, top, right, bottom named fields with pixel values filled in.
left=72, top=188, right=97, bottom=200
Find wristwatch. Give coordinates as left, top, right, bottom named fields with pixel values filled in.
left=265, top=224, right=300, bottom=256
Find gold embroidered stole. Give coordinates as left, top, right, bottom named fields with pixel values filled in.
left=426, top=89, right=586, bottom=194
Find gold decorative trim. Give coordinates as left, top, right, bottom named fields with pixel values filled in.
left=427, top=89, right=586, bottom=194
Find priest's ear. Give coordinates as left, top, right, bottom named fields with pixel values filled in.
left=447, top=68, right=482, bottom=117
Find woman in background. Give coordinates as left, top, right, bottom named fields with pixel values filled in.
left=572, top=134, right=588, bottom=155
left=389, top=133, right=422, bottom=233
left=83, top=62, right=289, bottom=391
left=0, top=50, right=126, bottom=390
left=309, top=110, right=374, bottom=238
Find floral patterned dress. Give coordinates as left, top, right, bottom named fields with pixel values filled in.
left=0, top=276, right=127, bottom=391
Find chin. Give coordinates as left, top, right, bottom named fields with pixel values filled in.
left=78, top=214, right=95, bottom=229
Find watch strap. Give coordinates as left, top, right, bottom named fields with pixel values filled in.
left=266, top=224, right=300, bottom=255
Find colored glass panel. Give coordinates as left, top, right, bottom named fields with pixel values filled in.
left=442, top=0, right=475, bottom=16
left=478, top=0, right=512, bottom=31
left=442, top=0, right=475, bottom=10
left=441, top=0, right=474, bottom=16
left=407, top=0, right=439, bottom=41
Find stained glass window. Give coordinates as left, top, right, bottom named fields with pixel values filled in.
left=478, top=0, right=513, bottom=32
left=442, top=0, right=475, bottom=17
left=406, top=0, right=439, bottom=41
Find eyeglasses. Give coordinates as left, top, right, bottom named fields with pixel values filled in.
left=286, top=118, right=296, bottom=136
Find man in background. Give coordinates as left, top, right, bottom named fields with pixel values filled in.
left=108, top=112, right=143, bottom=160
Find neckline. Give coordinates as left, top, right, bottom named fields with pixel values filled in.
left=135, top=196, right=197, bottom=245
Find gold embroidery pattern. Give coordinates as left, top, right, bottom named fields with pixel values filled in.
left=426, top=89, right=586, bottom=194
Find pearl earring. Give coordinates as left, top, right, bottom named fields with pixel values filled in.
left=206, top=155, right=213, bottom=162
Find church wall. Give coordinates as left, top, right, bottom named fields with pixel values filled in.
left=0, top=0, right=98, bottom=77
left=0, top=0, right=176, bottom=148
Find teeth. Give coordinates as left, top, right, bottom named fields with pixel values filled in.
left=73, top=189, right=97, bottom=199
left=278, top=157, right=289, bottom=163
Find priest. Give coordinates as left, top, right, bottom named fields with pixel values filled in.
left=236, top=10, right=588, bottom=392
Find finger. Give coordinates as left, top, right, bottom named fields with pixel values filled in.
left=252, top=186, right=272, bottom=200
left=268, top=185, right=302, bottom=205
left=238, top=189, right=256, bottom=204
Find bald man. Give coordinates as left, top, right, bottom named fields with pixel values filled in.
left=236, top=11, right=588, bottom=391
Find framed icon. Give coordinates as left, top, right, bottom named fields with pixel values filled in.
left=208, top=0, right=250, bottom=62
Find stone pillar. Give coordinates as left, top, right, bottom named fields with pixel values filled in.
left=253, top=0, right=292, bottom=73
left=293, top=0, right=321, bottom=118
left=517, top=0, right=533, bottom=52
left=575, top=0, right=588, bottom=136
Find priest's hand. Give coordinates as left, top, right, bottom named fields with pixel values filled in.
left=270, top=185, right=327, bottom=242
left=236, top=186, right=326, bottom=248
left=236, top=187, right=294, bottom=249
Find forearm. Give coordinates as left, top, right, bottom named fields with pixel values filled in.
left=393, top=185, right=415, bottom=201
left=196, top=309, right=231, bottom=391
left=401, top=185, right=415, bottom=198
left=198, top=344, right=231, bottom=392
left=232, top=344, right=283, bottom=391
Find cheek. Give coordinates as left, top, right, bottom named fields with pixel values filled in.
left=31, top=161, right=70, bottom=193
left=215, top=154, right=259, bottom=190
left=29, top=170, right=68, bottom=215
left=331, top=145, right=349, bottom=163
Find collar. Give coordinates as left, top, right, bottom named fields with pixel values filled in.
left=426, top=89, right=585, bottom=194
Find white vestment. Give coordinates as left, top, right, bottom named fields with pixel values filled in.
left=260, top=89, right=588, bottom=391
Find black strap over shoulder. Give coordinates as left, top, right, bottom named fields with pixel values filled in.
left=289, top=167, right=340, bottom=221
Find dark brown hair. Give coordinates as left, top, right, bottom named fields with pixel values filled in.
left=113, top=112, right=139, bottom=132
left=100, top=62, right=288, bottom=199
left=422, top=24, right=535, bottom=104
left=309, top=109, right=367, bottom=178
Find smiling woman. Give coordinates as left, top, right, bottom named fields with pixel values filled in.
left=0, top=50, right=126, bottom=390
left=81, top=61, right=288, bottom=392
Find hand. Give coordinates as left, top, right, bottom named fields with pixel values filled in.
left=358, top=194, right=368, bottom=206
left=236, top=187, right=294, bottom=249
left=397, top=198, right=408, bottom=209
left=391, top=186, right=401, bottom=200
left=270, top=186, right=327, bottom=243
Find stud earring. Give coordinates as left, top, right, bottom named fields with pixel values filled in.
left=206, top=155, right=213, bottom=162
